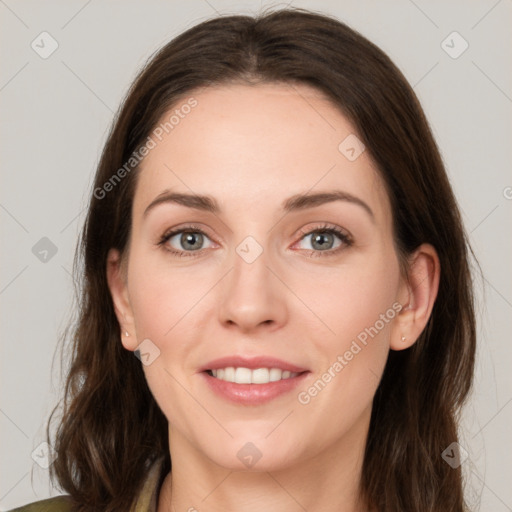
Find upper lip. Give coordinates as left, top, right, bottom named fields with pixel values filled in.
left=200, top=356, right=308, bottom=373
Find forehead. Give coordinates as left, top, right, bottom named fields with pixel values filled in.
left=133, top=82, right=390, bottom=222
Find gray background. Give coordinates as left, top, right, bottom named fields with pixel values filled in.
left=1, top=0, right=511, bottom=510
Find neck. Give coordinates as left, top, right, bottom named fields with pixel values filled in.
left=157, top=408, right=371, bottom=512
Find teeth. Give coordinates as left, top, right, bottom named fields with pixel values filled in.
left=224, top=367, right=235, bottom=381
left=210, top=367, right=299, bottom=384
left=235, top=367, right=252, bottom=384
left=252, top=368, right=269, bottom=384
left=269, top=368, right=282, bottom=382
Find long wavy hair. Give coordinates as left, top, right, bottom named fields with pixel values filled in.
left=47, top=7, right=477, bottom=511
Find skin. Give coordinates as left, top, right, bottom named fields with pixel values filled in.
left=107, top=82, right=440, bottom=512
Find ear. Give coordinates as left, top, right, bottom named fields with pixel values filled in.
left=390, top=243, right=440, bottom=351
left=106, top=248, right=138, bottom=351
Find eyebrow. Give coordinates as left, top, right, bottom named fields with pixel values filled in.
left=143, top=189, right=374, bottom=221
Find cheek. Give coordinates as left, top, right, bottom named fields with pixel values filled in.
left=295, top=250, right=400, bottom=402
left=127, top=255, right=206, bottom=430
left=303, top=252, right=400, bottom=346
left=127, top=253, right=206, bottom=341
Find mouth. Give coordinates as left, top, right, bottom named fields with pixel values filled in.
left=200, top=356, right=310, bottom=404
left=206, top=367, right=301, bottom=383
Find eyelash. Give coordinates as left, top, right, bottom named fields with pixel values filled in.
left=157, top=223, right=353, bottom=259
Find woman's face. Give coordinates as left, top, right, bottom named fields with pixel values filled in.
left=110, top=82, right=409, bottom=471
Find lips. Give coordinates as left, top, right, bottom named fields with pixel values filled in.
left=199, top=356, right=310, bottom=405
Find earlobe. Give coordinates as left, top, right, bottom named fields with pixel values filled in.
left=390, top=243, right=440, bottom=351
left=106, top=248, right=137, bottom=351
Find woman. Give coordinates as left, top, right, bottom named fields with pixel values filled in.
left=11, top=7, right=476, bottom=512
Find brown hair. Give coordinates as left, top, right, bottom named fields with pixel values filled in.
left=47, top=7, right=476, bottom=511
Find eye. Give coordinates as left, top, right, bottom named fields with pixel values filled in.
left=157, top=224, right=214, bottom=257
left=157, top=223, right=353, bottom=259
left=294, top=223, right=353, bottom=257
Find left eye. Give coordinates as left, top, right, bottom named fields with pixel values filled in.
left=295, top=229, right=345, bottom=252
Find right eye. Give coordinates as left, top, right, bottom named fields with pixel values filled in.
left=158, top=225, right=215, bottom=257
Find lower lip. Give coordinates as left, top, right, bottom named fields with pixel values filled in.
left=201, top=371, right=309, bottom=405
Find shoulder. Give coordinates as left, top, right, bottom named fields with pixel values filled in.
left=8, top=495, right=73, bottom=512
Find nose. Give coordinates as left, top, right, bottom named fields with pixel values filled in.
left=217, top=242, right=288, bottom=334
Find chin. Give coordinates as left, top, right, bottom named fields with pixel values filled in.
left=202, top=437, right=303, bottom=472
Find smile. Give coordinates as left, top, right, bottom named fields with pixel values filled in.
left=201, top=356, right=310, bottom=405
left=207, top=367, right=300, bottom=384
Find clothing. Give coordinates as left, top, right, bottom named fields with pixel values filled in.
left=8, top=456, right=166, bottom=512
